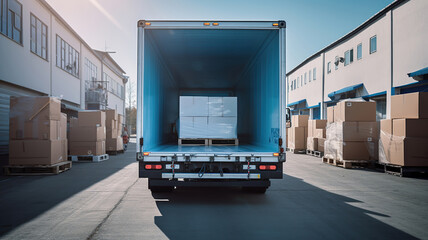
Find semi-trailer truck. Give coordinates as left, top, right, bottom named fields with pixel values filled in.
left=136, top=20, right=289, bottom=193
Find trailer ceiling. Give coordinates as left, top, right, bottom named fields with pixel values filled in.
left=146, top=29, right=277, bottom=89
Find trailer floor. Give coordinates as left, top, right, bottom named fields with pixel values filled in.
left=0, top=142, right=427, bottom=239
left=147, top=143, right=275, bottom=153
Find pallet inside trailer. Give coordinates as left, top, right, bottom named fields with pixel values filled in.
left=322, top=157, right=374, bottom=169
left=68, top=154, right=109, bottom=163
left=4, top=161, right=72, bottom=176
left=178, top=138, right=239, bottom=146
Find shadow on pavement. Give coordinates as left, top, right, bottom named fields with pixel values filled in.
left=153, top=174, right=417, bottom=240
left=0, top=143, right=137, bottom=237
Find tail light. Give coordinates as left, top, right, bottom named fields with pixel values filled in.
left=259, top=165, right=277, bottom=171
left=143, top=152, right=150, bottom=156
left=273, top=153, right=279, bottom=157
left=145, top=164, right=162, bottom=170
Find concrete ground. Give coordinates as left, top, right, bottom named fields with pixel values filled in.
left=0, top=142, right=427, bottom=240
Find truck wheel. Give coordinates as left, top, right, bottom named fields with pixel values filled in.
left=242, top=187, right=267, bottom=194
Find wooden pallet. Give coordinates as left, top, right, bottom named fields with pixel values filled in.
left=4, top=161, right=72, bottom=176
left=209, top=139, right=239, bottom=146
left=306, top=149, right=324, bottom=158
left=178, top=138, right=209, bottom=146
left=106, top=150, right=125, bottom=156
left=378, top=163, right=428, bottom=177
left=322, top=157, right=374, bottom=169
left=68, top=154, right=109, bottom=163
left=286, top=148, right=306, bottom=154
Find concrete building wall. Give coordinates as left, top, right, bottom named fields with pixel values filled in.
left=392, top=0, right=428, bottom=88
left=104, top=65, right=125, bottom=116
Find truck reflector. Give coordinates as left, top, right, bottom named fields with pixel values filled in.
left=203, top=22, right=210, bottom=26
left=213, top=22, right=219, bottom=26
left=259, top=165, right=277, bottom=171
left=145, top=164, right=162, bottom=170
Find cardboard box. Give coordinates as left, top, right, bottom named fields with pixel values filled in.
left=326, top=122, right=379, bottom=142
left=334, top=101, right=376, bottom=122
left=106, top=119, right=117, bottom=130
left=308, top=120, right=327, bottom=137
left=379, top=135, right=428, bottom=166
left=107, top=128, right=118, bottom=139
left=207, top=117, right=238, bottom=139
left=9, top=139, right=67, bottom=165
left=324, top=140, right=378, bottom=161
left=314, top=129, right=326, bottom=138
left=180, top=96, right=209, bottom=117
left=291, top=115, right=309, bottom=127
left=10, top=96, right=62, bottom=121
left=78, top=111, right=106, bottom=127
left=318, top=138, right=326, bottom=152
left=307, top=137, right=318, bottom=151
left=391, top=92, right=428, bottom=119
left=380, top=119, right=392, bottom=136
left=288, top=127, right=307, bottom=150
left=104, top=109, right=118, bottom=121
left=70, top=126, right=106, bottom=142
left=179, top=117, right=209, bottom=138
left=327, top=106, right=335, bottom=123
left=69, top=141, right=105, bottom=156
left=106, top=137, right=123, bottom=151
left=10, top=113, right=67, bottom=140
left=392, top=119, right=428, bottom=138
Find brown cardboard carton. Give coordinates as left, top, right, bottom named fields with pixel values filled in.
left=69, top=141, right=105, bottom=156
left=391, top=92, right=428, bottom=119
left=314, top=129, right=326, bottom=138
left=307, top=137, right=318, bottom=151
left=78, top=111, right=106, bottom=127
left=287, top=127, right=307, bottom=150
left=60, top=113, right=67, bottom=140
left=325, top=140, right=378, bottom=161
left=392, top=119, right=428, bottom=138
left=291, top=115, right=309, bottom=127
left=9, top=139, right=66, bottom=165
left=318, top=138, right=326, bottom=152
left=9, top=117, right=24, bottom=139
left=308, top=120, right=327, bottom=137
left=104, top=109, right=118, bottom=121
left=70, top=126, right=106, bottom=142
left=23, top=119, right=59, bottom=140
left=327, top=106, right=334, bottom=123
left=327, top=122, right=379, bottom=142
left=106, top=119, right=117, bottom=130
left=106, top=128, right=118, bottom=139
left=118, top=114, right=123, bottom=125
left=70, top=118, right=79, bottom=128
left=10, top=96, right=62, bottom=121
left=334, top=101, right=376, bottom=122
left=106, top=137, right=123, bottom=151
left=380, top=119, right=392, bottom=136
left=379, top=136, right=428, bottom=166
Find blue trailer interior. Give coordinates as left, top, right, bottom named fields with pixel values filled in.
left=143, top=29, right=279, bottom=153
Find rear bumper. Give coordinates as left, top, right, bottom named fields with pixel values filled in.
left=149, top=179, right=271, bottom=188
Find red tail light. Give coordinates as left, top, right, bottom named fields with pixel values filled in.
left=259, top=165, right=277, bottom=171
left=145, top=164, right=162, bottom=170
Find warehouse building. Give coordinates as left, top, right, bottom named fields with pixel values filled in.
left=0, top=0, right=127, bottom=154
left=286, top=0, right=428, bottom=120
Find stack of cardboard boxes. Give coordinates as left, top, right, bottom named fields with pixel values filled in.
left=379, top=92, right=428, bottom=166
left=287, top=115, right=309, bottom=151
left=307, top=119, right=327, bottom=152
left=9, top=96, right=68, bottom=165
left=324, top=100, right=379, bottom=161
left=69, top=111, right=106, bottom=156
left=104, top=110, right=123, bottom=152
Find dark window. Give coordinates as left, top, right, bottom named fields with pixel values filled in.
left=327, top=62, right=331, bottom=73
left=30, top=14, right=48, bottom=60
left=370, top=35, right=377, bottom=54
left=0, top=0, right=22, bottom=44
left=313, top=68, right=316, bottom=80
left=344, top=50, right=350, bottom=66
left=350, top=49, right=354, bottom=63
left=56, top=35, right=80, bottom=78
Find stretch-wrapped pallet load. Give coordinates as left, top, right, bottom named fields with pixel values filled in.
left=179, top=96, right=237, bottom=139
left=324, top=100, right=379, bottom=161
left=69, top=111, right=106, bottom=156
left=287, top=115, right=309, bottom=150
left=307, top=119, right=327, bottom=151
left=379, top=92, right=428, bottom=166
left=9, top=96, right=68, bottom=165
left=103, top=110, right=124, bottom=152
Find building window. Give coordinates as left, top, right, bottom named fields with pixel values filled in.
left=297, top=77, right=299, bottom=88
left=56, top=35, right=80, bottom=78
left=357, top=43, right=362, bottom=60
left=304, top=72, right=307, bottom=85
left=370, top=35, right=377, bottom=54
left=327, top=62, right=331, bottom=73
left=301, top=75, right=303, bottom=86
left=105, top=73, right=124, bottom=99
left=313, top=68, right=316, bottom=80
left=293, top=79, right=296, bottom=90
left=30, top=14, right=48, bottom=60
left=344, top=50, right=350, bottom=66
left=85, top=58, right=98, bottom=89
left=309, top=70, right=312, bottom=82
left=0, top=0, right=22, bottom=44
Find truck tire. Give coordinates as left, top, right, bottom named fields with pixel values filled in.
left=242, top=187, right=268, bottom=194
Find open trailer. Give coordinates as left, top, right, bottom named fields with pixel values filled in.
left=136, top=20, right=288, bottom=193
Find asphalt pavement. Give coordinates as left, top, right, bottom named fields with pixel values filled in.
left=0, top=143, right=427, bottom=240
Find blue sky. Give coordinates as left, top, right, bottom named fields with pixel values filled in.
left=46, top=0, right=394, bottom=103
